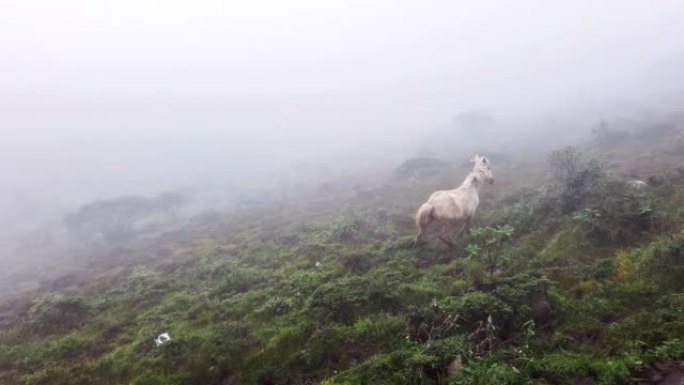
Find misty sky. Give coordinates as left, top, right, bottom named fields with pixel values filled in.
left=2, top=0, right=684, bottom=210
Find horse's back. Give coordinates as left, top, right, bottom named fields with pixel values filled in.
left=427, top=188, right=479, bottom=221
left=426, top=190, right=451, bottom=206
left=427, top=191, right=464, bottom=220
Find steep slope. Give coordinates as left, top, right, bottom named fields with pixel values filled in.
left=1, top=117, right=683, bottom=385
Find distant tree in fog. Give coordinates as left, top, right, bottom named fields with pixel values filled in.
left=62, top=191, right=188, bottom=244
left=63, top=196, right=153, bottom=243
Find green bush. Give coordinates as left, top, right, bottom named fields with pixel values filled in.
left=255, top=297, right=292, bottom=319
left=215, top=266, right=268, bottom=295
left=405, top=304, right=460, bottom=343
left=451, top=292, right=511, bottom=332
left=306, top=274, right=403, bottom=323
left=25, top=293, right=91, bottom=335
left=332, top=346, right=442, bottom=385
left=339, top=250, right=383, bottom=274
left=326, top=213, right=377, bottom=243
left=637, top=232, right=684, bottom=291
left=547, top=146, right=605, bottom=214
left=531, top=352, right=641, bottom=385
left=350, top=313, right=405, bottom=347
left=451, top=360, right=528, bottom=385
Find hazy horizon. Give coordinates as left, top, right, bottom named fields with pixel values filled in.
left=2, top=0, right=684, bottom=221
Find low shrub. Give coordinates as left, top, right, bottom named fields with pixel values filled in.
left=25, top=293, right=91, bottom=335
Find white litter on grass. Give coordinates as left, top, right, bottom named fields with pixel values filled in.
left=154, top=332, right=171, bottom=347
left=315, top=261, right=323, bottom=268
left=629, top=180, right=647, bottom=189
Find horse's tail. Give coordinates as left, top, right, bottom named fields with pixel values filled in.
left=414, top=203, right=434, bottom=246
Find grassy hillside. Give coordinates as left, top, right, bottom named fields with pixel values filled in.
left=1, top=119, right=683, bottom=385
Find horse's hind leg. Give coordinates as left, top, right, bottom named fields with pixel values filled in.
left=414, top=204, right=433, bottom=247
left=415, top=230, right=425, bottom=247
left=415, top=222, right=431, bottom=246
left=414, top=221, right=426, bottom=247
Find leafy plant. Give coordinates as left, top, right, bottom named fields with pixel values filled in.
left=467, top=225, right=515, bottom=276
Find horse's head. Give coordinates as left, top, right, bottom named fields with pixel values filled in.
left=470, top=154, right=494, bottom=184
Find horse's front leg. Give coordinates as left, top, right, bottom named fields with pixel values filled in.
left=457, top=216, right=472, bottom=238
left=438, top=221, right=456, bottom=248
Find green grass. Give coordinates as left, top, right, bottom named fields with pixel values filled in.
left=1, top=123, right=683, bottom=384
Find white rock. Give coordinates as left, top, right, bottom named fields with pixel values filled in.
left=447, top=355, right=463, bottom=378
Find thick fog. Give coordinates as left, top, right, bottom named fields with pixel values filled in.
left=2, top=0, right=684, bottom=273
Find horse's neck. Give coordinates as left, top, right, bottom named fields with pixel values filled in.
left=457, top=172, right=481, bottom=193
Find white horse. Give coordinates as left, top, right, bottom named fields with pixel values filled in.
left=414, top=155, right=494, bottom=247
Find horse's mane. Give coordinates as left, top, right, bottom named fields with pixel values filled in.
left=461, top=164, right=488, bottom=188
